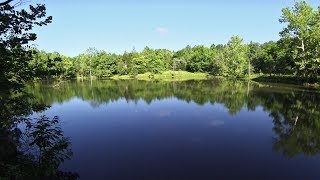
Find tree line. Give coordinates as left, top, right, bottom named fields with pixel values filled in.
left=28, top=36, right=290, bottom=80
left=25, top=1, right=320, bottom=83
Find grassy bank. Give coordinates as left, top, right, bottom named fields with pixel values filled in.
left=252, top=75, right=320, bottom=88
left=111, top=71, right=210, bottom=81
left=59, top=72, right=319, bottom=89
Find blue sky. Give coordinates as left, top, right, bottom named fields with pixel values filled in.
left=31, top=0, right=319, bottom=57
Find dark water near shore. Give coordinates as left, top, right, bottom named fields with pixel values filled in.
left=26, top=79, right=320, bottom=180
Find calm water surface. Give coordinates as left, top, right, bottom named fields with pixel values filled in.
left=27, top=79, right=320, bottom=180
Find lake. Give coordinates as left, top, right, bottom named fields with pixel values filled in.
left=26, top=79, right=320, bottom=180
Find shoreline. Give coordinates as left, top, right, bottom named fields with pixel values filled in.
left=28, top=71, right=319, bottom=89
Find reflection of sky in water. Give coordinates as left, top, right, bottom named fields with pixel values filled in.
left=30, top=96, right=320, bottom=179
left=24, top=80, right=320, bottom=179
left=210, top=120, right=225, bottom=127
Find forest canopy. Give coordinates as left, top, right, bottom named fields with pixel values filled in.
left=23, top=1, right=320, bottom=83
left=1, top=0, right=320, bottom=86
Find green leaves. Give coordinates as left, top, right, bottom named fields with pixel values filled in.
left=223, top=36, right=249, bottom=77
left=279, top=0, right=320, bottom=82
left=0, top=1, right=52, bottom=89
left=26, top=115, right=73, bottom=174
left=0, top=90, right=77, bottom=179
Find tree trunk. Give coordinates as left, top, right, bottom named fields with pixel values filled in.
left=248, top=60, right=251, bottom=78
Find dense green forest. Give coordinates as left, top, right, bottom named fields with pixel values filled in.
left=25, top=1, right=320, bottom=83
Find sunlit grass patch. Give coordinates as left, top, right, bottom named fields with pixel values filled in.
left=110, top=71, right=209, bottom=81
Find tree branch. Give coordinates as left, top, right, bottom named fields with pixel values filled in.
left=13, top=0, right=27, bottom=7
left=0, top=0, right=14, bottom=6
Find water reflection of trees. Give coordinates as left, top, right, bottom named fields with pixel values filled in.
left=27, top=79, right=250, bottom=114
left=0, top=90, right=78, bottom=179
left=27, top=79, right=320, bottom=158
left=254, top=88, right=320, bottom=158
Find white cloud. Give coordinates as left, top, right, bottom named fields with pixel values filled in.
left=155, top=27, right=169, bottom=35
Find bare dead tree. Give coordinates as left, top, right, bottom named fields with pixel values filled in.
left=0, top=0, right=14, bottom=6
left=0, top=0, right=29, bottom=7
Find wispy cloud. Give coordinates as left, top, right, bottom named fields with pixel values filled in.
left=155, top=27, right=169, bottom=35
